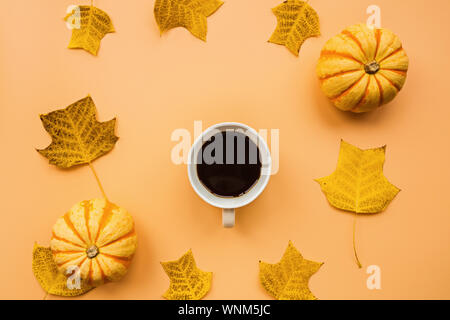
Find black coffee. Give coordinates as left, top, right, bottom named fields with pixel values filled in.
left=196, top=131, right=262, bottom=197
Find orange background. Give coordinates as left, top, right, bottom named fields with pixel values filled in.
left=1, top=0, right=450, bottom=299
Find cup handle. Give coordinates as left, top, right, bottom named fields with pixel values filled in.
left=222, top=208, right=235, bottom=228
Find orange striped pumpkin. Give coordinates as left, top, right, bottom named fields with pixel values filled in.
left=50, top=198, right=137, bottom=286
left=316, top=23, right=409, bottom=113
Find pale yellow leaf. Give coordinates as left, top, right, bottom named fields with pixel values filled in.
left=37, top=96, right=118, bottom=169
left=269, top=0, right=320, bottom=56
left=161, top=249, right=212, bottom=300
left=154, top=0, right=224, bottom=41
left=259, top=241, right=323, bottom=300
left=316, top=140, right=400, bottom=213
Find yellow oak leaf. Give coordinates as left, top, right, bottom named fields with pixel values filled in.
left=316, top=140, right=400, bottom=214
left=64, top=5, right=114, bottom=56
left=259, top=241, right=323, bottom=300
left=37, top=96, right=118, bottom=169
left=161, top=249, right=212, bottom=300
left=154, top=0, right=224, bottom=41
left=32, top=244, right=93, bottom=297
left=269, top=0, right=320, bottom=56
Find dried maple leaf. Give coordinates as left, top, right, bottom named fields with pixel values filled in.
left=37, top=96, right=118, bottom=169
left=259, top=241, right=323, bottom=300
left=154, top=0, right=224, bottom=41
left=64, top=5, right=115, bottom=56
left=161, top=249, right=212, bottom=300
left=316, top=140, right=400, bottom=214
left=32, top=244, right=93, bottom=297
left=269, top=0, right=320, bottom=56
left=316, top=140, right=400, bottom=267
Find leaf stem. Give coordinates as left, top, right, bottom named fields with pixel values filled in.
left=88, top=162, right=108, bottom=201
left=353, top=214, right=362, bottom=268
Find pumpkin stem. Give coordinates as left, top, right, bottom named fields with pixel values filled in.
left=364, top=61, right=380, bottom=74
left=88, top=162, right=108, bottom=201
left=86, top=245, right=99, bottom=259
left=353, top=214, right=362, bottom=268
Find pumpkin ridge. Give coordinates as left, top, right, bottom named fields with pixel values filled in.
left=52, top=250, right=83, bottom=254
left=88, top=259, right=93, bottom=285
left=378, top=73, right=400, bottom=91
left=52, top=233, right=86, bottom=249
left=381, top=68, right=407, bottom=75
left=320, top=50, right=363, bottom=65
left=319, top=69, right=363, bottom=81
left=78, top=256, right=88, bottom=268
left=57, top=260, right=74, bottom=267
left=101, top=252, right=132, bottom=261
left=101, top=253, right=132, bottom=266
left=331, top=73, right=366, bottom=100
left=97, top=255, right=111, bottom=276
left=374, top=28, right=381, bottom=60
left=63, top=212, right=87, bottom=246
left=56, top=253, right=85, bottom=267
left=352, top=76, right=372, bottom=111
left=374, top=75, right=384, bottom=106
left=96, top=258, right=107, bottom=283
left=341, top=30, right=367, bottom=60
left=94, top=201, right=116, bottom=242
left=377, top=33, right=398, bottom=61
left=100, top=228, right=136, bottom=248
left=379, top=47, right=403, bottom=64
left=83, top=201, right=92, bottom=243
left=77, top=257, right=89, bottom=282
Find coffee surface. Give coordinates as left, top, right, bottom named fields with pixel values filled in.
left=196, top=131, right=262, bottom=197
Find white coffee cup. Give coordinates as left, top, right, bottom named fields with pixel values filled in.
left=187, top=122, right=271, bottom=228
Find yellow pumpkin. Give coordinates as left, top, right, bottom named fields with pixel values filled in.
left=50, top=198, right=137, bottom=286
left=316, top=23, right=409, bottom=113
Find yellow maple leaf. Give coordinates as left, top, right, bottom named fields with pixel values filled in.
left=161, top=249, right=212, bottom=300
left=154, top=0, right=224, bottom=41
left=259, top=241, right=323, bottom=300
left=32, top=244, right=93, bottom=298
left=37, top=96, right=118, bottom=169
left=64, top=5, right=115, bottom=56
left=269, top=0, right=320, bottom=56
left=316, top=140, right=400, bottom=214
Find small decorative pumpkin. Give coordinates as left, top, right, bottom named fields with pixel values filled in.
left=316, top=23, right=409, bottom=113
left=50, top=198, right=137, bottom=286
